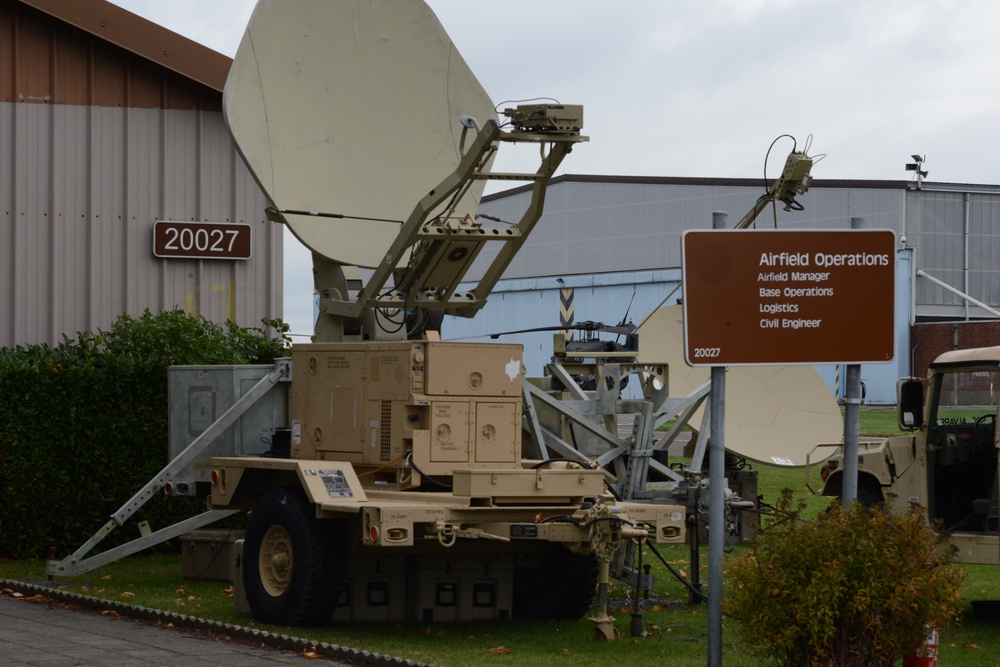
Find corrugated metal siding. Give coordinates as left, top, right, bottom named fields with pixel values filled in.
left=444, top=270, right=682, bottom=380
left=908, top=191, right=964, bottom=309
left=967, top=195, right=1000, bottom=312
left=1, top=101, right=280, bottom=348
left=906, top=189, right=1000, bottom=317
left=0, top=0, right=220, bottom=110
left=475, top=180, right=905, bottom=281
left=0, top=0, right=280, bottom=349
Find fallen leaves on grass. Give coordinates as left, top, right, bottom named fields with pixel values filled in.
left=487, top=646, right=511, bottom=654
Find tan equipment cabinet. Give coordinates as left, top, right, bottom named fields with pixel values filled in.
left=290, top=342, right=523, bottom=481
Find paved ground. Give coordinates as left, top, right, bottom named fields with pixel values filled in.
left=0, top=592, right=353, bottom=666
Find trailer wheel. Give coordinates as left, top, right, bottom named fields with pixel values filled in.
left=243, top=487, right=345, bottom=626
left=513, top=546, right=599, bottom=620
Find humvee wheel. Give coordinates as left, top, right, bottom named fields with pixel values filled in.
left=856, top=484, right=884, bottom=508
left=243, top=487, right=345, bottom=626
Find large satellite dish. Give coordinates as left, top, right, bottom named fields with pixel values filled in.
left=224, top=0, right=497, bottom=268
left=639, top=305, right=843, bottom=467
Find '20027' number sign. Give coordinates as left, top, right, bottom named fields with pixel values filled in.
left=153, top=221, right=252, bottom=260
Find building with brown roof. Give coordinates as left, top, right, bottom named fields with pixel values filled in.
left=0, top=0, right=279, bottom=348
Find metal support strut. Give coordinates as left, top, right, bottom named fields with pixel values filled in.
left=46, top=360, right=290, bottom=577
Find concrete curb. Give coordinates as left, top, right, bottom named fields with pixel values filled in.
left=0, top=578, right=434, bottom=667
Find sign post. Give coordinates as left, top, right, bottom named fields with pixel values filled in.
left=707, top=212, right=727, bottom=667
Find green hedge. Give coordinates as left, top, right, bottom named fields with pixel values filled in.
left=0, top=310, right=288, bottom=559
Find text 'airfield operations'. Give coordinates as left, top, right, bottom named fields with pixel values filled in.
left=682, top=231, right=896, bottom=366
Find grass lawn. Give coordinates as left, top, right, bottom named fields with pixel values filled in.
left=1, top=408, right=999, bottom=665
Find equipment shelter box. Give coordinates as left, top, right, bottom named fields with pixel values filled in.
left=168, top=365, right=289, bottom=488
left=181, top=529, right=245, bottom=581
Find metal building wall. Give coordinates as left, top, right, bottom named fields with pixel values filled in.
left=444, top=269, right=682, bottom=379
left=0, top=102, right=279, bottom=348
left=0, top=1, right=223, bottom=111
left=905, top=186, right=1000, bottom=319
left=471, top=177, right=906, bottom=281
left=0, top=0, right=279, bottom=348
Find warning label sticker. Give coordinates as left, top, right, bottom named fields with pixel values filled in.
left=304, top=469, right=354, bottom=498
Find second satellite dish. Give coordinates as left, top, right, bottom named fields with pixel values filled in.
left=224, top=0, right=497, bottom=268
left=640, top=305, right=843, bottom=467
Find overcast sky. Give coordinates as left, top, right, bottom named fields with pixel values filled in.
left=109, top=0, right=1000, bottom=339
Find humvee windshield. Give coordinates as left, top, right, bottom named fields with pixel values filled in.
left=926, top=368, right=1000, bottom=533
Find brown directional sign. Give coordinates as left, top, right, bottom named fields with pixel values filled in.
left=153, top=221, right=252, bottom=260
left=682, top=229, right=896, bottom=366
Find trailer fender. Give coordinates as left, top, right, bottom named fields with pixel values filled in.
left=822, top=470, right=885, bottom=507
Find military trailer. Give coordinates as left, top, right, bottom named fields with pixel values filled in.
left=204, top=0, right=692, bottom=631
left=41, top=0, right=688, bottom=635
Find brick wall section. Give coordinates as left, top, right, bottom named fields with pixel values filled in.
left=912, top=322, right=1000, bottom=379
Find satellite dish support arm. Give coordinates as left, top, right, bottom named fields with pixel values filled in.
left=314, top=118, right=586, bottom=339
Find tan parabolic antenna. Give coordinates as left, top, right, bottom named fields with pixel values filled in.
left=224, top=0, right=497, bottom=268
left=640, top=305, right=843, bottom=467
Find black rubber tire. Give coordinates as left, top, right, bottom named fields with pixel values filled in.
left=856, top=484, right=884, bottom=508
left=513, top=546, right=599, bottom=620
left=243, top=487, right=345, bottom=626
